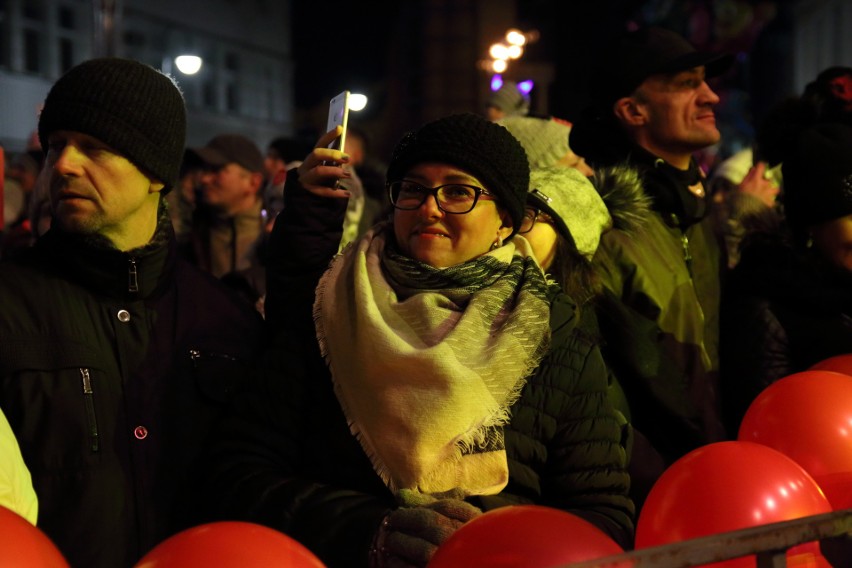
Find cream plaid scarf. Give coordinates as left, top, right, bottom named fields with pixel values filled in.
left=314, top=226, right=551, bottom=496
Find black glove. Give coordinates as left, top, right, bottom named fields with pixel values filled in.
left=370, top=489, right=482, bottom=568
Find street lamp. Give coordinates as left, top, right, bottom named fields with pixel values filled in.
left=174, top=55, right=202, bottom=75
left=349, top=93, right=368, bottom=111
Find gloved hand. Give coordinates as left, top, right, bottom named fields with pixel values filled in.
left=370, top=489, right=482, bottom=568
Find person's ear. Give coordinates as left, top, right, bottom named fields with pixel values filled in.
left=498, top=209, right=514, bottom=240
left=613, top=96, right=647, bottom=126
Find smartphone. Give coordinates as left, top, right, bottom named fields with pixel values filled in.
left=326, top=90, right=350, bottom=153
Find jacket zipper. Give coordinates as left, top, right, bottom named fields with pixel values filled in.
left=81, top=368, right=100, bottom=452
left=680, top=232, right=693, bottom=278
left=128, top=258, right=139, bottom=293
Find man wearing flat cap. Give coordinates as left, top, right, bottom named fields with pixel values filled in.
left=571, top=26, right=733, bottom=510
left=0, top=58, right=262, bottom=567
left=184, top=133, right=268, bottom=306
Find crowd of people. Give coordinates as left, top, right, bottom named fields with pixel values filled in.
left=0, top=24, right=850, bottom=568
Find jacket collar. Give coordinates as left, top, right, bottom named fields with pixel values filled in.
left=628, top=145, right=708, bottom=229
left=38, top=205, right=176, bottom=301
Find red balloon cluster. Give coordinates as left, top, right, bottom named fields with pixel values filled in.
left=635, top=441, right=832, bottom=568
left=134, top=521, right=326, bottom=568
left=738, top=368, right=852, bottom=510
left=428, top=505, right=626, bottom=568
left=0, top=505, right=69, bottom=567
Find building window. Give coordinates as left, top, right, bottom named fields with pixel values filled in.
left=203, top=81, right=216, bottom=109
left=58, top=5, right=75, bottom=29
left=226, top=82, right=239, bottom=112
left=60, top=38, right=74, bottom=73
left=24, top=29, right=41, bottom=73
left=0, top=0, right=8, bottom=68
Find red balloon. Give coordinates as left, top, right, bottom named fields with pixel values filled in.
left=813, top=472, right=852, bottom=510
left=636, top=442, right=832, bottom=568
left=0, top=505, right=69, bottom=567
left=738, top=370, right=852, bottom=479
left=134, top=521, right=326, bottom=568
left=428, top=505, right=625, bottom=568
left=810, top=354, right=852, bottom=377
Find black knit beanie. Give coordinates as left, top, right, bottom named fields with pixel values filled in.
left=38, top=57, right=186, bottom=193
left=782, top=122, right=852, bottom=243
left=386, top=113, right=530, bottom=233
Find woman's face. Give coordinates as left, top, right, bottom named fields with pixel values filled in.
left=392, top=162, right=513, bottom=268
left=811, top=214, right=852, bottom=272
left=525, top=220, right=559, bottom=270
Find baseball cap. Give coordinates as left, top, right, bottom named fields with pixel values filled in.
left=592, top=26, right=733, bottom=110
left=190, top=134, right=264, bottom=173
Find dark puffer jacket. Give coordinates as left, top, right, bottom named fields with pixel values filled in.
left=0, top=222, right=263, bottom=568
left=194, top=176, right=635, bottom=568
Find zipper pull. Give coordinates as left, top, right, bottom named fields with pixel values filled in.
left=681, top=233, right=693, bottom=277
left=80, top=368, right=100, bottom=452
left=128, top=258, right=139, bottom=293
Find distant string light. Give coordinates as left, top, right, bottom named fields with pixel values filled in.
left=484, top=28, right=539, bottom=74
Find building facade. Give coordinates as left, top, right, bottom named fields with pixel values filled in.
left=0, top=0, right=295, bottom=151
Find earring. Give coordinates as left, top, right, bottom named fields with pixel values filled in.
left=491, top=235, right=504, bottom=250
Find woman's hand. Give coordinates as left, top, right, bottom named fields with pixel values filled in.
left=295, top=126, right=352, bottom=199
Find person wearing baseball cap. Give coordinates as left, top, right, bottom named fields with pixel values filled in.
left=571, top=26, right=735, bottom=512
left=0, top=58, right=263, bottom=567
left=184, top=134, right=267, bottom=303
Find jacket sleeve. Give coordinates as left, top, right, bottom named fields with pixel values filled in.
left=719, top=296, right=791, bottom=434
left=194, top=344, right=393, bottom=568
left=263, top=168, right=349, bottom=338
left=543, top=337, right=636, bottom=550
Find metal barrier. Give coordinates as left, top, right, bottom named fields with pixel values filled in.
left=565, top=509, right=852, bottom=567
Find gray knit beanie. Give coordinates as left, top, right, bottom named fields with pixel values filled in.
left=386, top=113, right=530, bottom=233
left=497, top=116, right=572, bottom=169
left=528, top=166, right=612, bottom=258
left=38, top=57, right=187, bottom=192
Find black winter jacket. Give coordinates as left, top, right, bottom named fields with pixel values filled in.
left=0, top=224, right=263, bottom=568
left=195, top=177, right=635, bottom=567
left=720, top=235, right=852, bottom=432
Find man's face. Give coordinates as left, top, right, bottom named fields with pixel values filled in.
left=46, top=130, right=163, bottom=250
left=631, top=66, right=722, bottom=159
left=200, top=163, right=258, bottom=215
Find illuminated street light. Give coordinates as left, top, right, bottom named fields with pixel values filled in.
left=174, top=55, right=202, bottom=75
left=489, top=43, right=509, bottom=60
left=491, top=59, right=507, bottom=73
left=505, top=29, right=526, bottom=46
left=507, top=44, right=523, bottom=59
left=349, top=93, right=368, bottom=111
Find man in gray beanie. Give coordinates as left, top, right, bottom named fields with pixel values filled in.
left=0, top=58, right=262, bottom=567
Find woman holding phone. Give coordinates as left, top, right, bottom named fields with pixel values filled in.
left=196, top=113, right=634, bottom=567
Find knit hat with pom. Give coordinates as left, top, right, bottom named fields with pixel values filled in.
left=387, top=113, right=530, bottom=232
left=38, top=57, right=187, bottom=192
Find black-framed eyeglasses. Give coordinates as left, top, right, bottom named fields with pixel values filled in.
left=518, top=207, right=554, bottom=234
left=387, top=180, right=496, bottom=214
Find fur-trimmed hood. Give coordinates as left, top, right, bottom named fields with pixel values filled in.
left=593, top=163, right=653, bottom=236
